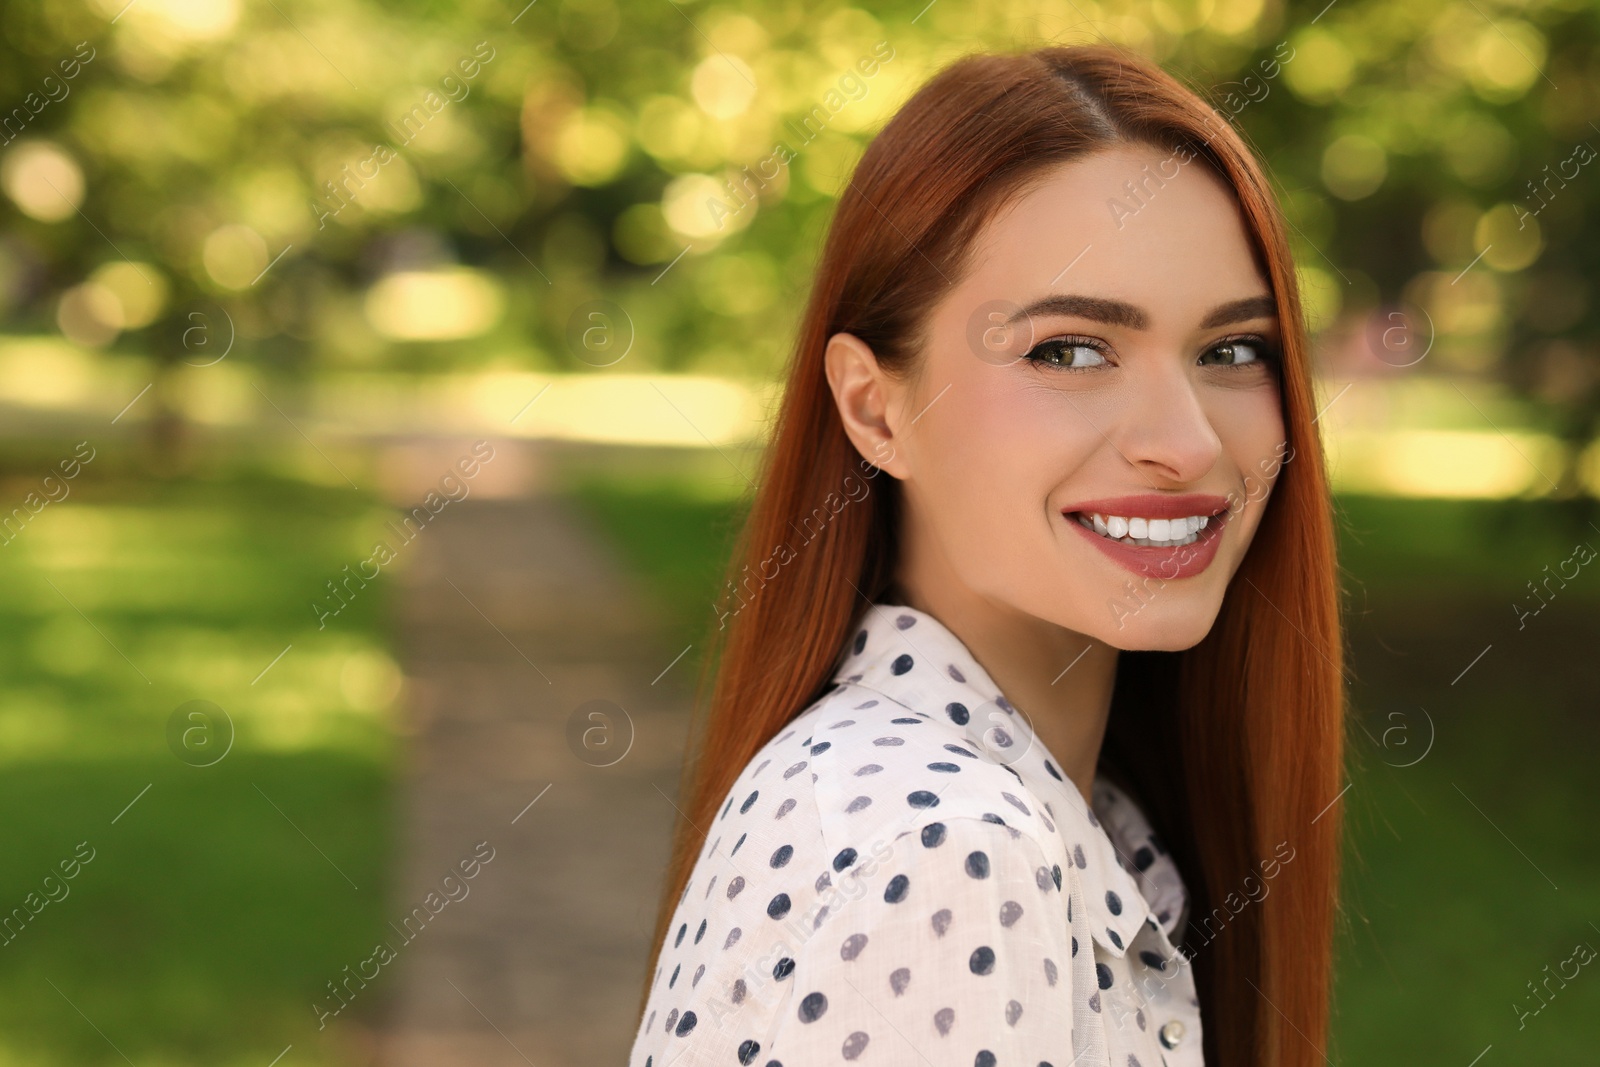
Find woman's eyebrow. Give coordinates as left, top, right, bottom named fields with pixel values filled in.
left=1006, top=293, right=1277, bottom=330
left=1008, top=294, right=1147, bottom=329
left=1199, top=295, right=1277, bottom=328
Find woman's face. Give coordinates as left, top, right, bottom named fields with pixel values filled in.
left=828, top=143, right=1288, bottom=651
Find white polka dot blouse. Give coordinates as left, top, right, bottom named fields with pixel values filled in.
left=631, top=602, right=1203, bottom=1067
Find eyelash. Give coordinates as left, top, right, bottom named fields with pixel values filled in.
left=1020, top=333, right=1282, bottom=372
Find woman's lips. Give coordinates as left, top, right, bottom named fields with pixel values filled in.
left=1067, top=512, right=1228, bottom=579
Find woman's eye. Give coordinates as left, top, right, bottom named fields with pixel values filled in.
left=1023, top=339, right=1108, bottom=370
left=1200, top=339, right=1273, bottom=366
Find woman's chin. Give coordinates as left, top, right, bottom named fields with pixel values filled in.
left=1086, top=603, right=1222, bottom=652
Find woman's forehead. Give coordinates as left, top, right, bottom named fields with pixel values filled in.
left=946, top=147, right=1269, bottom=333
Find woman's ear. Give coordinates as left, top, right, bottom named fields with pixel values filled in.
left=823, top=332, right=910, bottom=480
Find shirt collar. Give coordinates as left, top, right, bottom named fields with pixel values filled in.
left=830, top=601, right=1188, bottom=957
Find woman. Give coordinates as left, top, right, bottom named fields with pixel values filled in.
left=631, top=43, right=1344, bottom=1067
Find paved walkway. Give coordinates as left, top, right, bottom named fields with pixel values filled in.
left=372, top=440, right=696, bottom=1067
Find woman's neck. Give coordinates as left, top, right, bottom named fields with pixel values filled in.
left=886, top=572, right=1119, bottom=808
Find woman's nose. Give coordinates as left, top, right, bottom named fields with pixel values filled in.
left=1108, top=368, right=1223, bottom=485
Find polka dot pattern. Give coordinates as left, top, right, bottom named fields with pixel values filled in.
left=629, top=603, right=1204, bottom=1067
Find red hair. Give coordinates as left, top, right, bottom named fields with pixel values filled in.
left=644, top=44, right=1345, bottom=1067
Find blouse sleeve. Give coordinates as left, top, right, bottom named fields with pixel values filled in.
left=759, top=815, right=1078, bottom=1067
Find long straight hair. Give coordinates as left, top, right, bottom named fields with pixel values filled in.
left=643, top=44, right=1345, bottom=1067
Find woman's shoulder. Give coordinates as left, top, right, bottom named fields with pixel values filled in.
left=729, top=680, right=1066, bottom=868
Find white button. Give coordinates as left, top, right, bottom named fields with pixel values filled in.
left=1159, top=1019, right=1185, bottom=1049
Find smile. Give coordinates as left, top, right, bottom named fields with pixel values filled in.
left=1061, top=494, right=1231, bottom=580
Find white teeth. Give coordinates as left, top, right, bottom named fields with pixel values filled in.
left=1074, top=510, right=1216, bottom=548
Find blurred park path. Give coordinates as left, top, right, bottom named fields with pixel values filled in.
left=370, top=439, right=696, bottom=1067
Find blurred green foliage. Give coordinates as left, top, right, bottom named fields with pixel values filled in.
left=0, top=0, right=1597, bottom=431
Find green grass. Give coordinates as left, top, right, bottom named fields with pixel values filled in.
left=1334, top=714, right=1600, bottom=1062
left=0, top=754, right=390, bottom=1066
left=1331, top=495, right=1600, bottom=1060
left=0, top=457, right=401, bottom=1067
left=561, top=460, right=751, bottom=655
left=1334, top=494, right=1600, bottom=601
